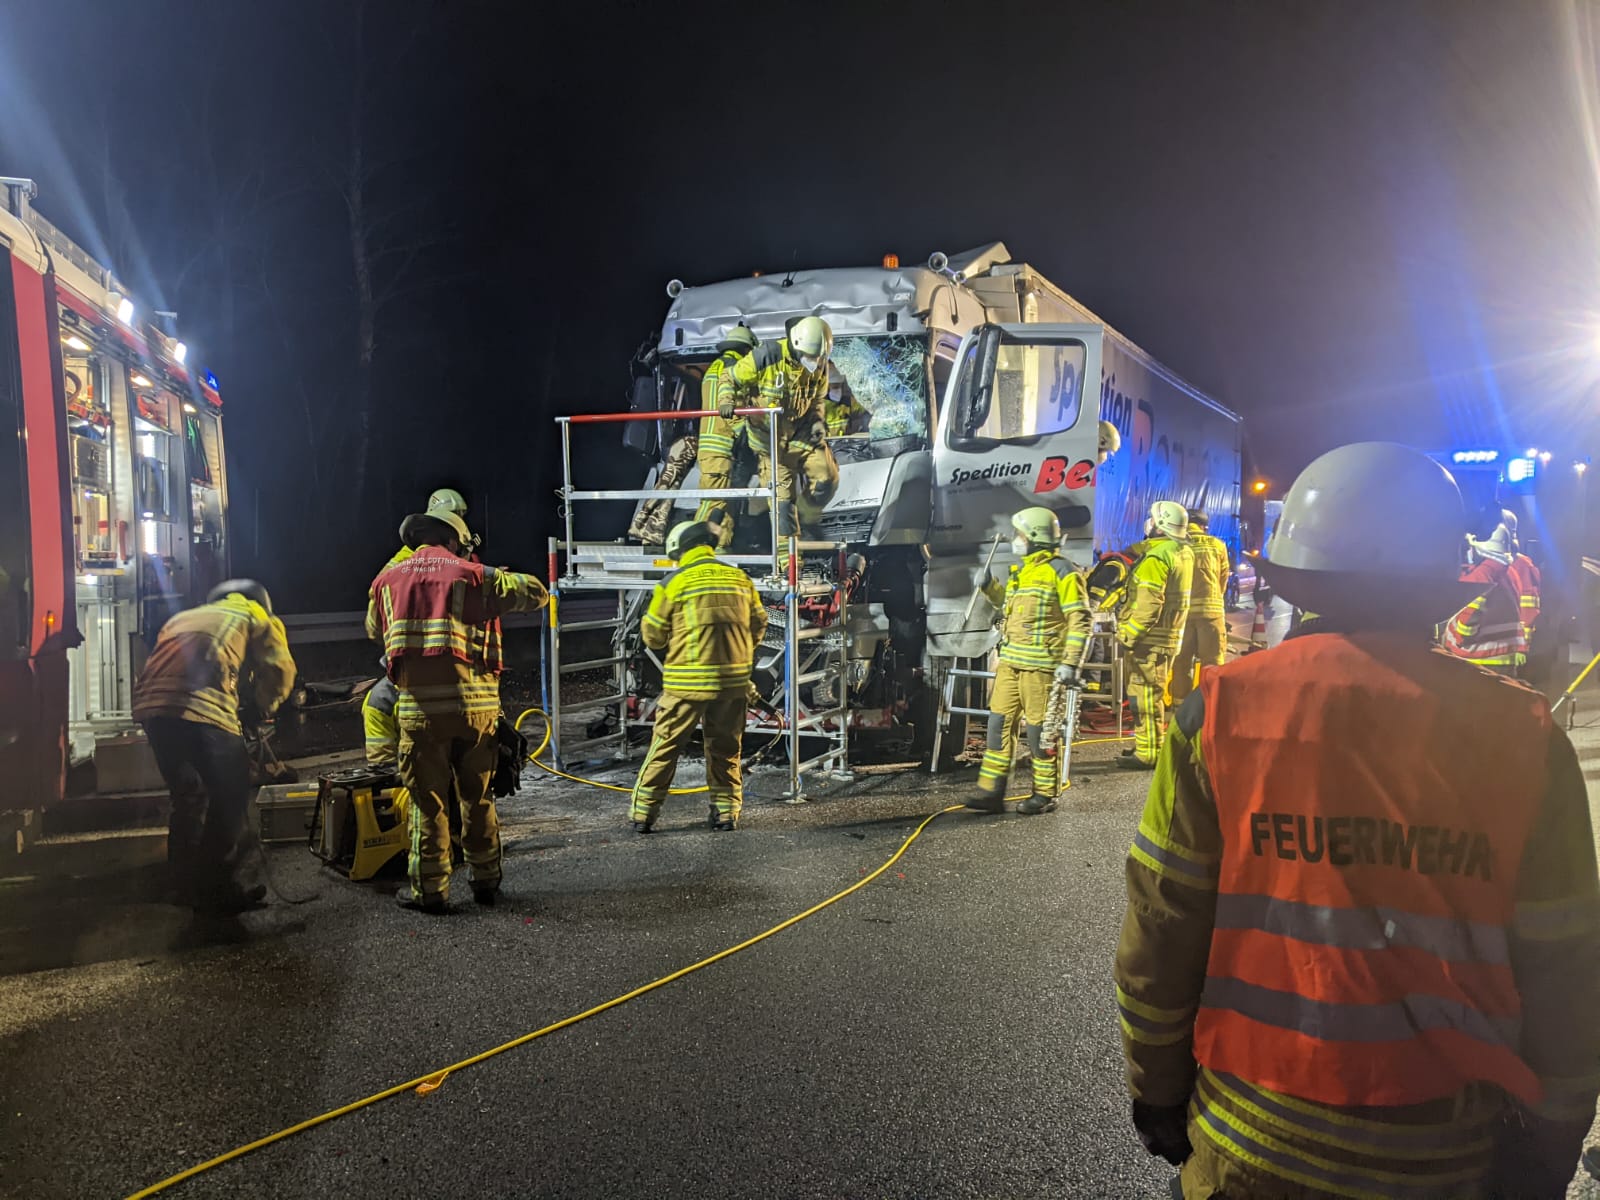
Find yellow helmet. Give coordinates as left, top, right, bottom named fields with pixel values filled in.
left=427, top=488, right=467, bottom=517
left=789, top=316, right=833, bottom=374
left=1012, top=506, right=1062, bottom=548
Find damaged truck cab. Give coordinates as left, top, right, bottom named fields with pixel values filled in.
left=628, top=243, right=1242, bottom=744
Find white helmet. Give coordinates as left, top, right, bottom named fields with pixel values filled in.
left=1263, top=442, right=1479, bottom=623
left=1097, top=419, right=1122, bottom=464
left=665, top=520, right=717, bottom=560
left=1149, top=500, right=1189, bottom=540
left=1468, top=522, right=1513, bottom=566
left=789, top=316, right=833, bottom=374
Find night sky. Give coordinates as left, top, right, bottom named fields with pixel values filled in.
left=2, top=0, right=1596, bottom=607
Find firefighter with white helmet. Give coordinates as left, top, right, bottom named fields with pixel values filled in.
left=630, top=520, right=767, bottom=832
left=969, top=506, right=1092, bottom=815
left=1098, top=419, right=1122, bottom=464
left=1117, top=500, right=1193, bottom=768
left=694, top=324, right=758, bottom=550
left=718, top=315, right=834, bottom=553
left=1115, top=442, right=1600, bottom=1197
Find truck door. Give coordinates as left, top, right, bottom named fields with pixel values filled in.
left=924, top=323, right=1104, bottom=659
left=930, top=322, right=1104, bottom=559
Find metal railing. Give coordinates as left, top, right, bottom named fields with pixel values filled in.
left=557, top=405, right=787, bottom=580
left=548, top=407, right=852, bottom=801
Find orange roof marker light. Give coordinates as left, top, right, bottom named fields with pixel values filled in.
left=1251, top=480, right=1269, bottom=494
left=882, top=253, right=899, bottom=269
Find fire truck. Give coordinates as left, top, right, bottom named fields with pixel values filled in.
left=579, top=243, right=1243, bottom=754
left=0, top=178, right=228, bottom=846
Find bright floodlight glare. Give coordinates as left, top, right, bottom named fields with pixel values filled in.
left=174, top=341, right=187, bottom=364
left=1508, top=457, right=1534, bottom=483
left=1577, top=461, right=1590, bottom=475
left=116, top=297, right=134, bottom=324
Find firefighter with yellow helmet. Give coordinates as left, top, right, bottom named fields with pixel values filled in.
left=718, top=316, right=834, bottom=550
left=630, top=520, right=768, bottom=832
left=694, top=325, right=757, bottom=550
left=1168, top=508, right=1231, bottom=704
left=969, top=506, right=1092, bottom=815
left=1118, top=500, right=1194, bottom=768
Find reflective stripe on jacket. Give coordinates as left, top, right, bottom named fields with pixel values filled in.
left=1188, top=533, right=1231, bottom=617
left=1118, top=537, right=1194, bottom=652
left=1115, top=632, right=1600, bottom=1194
left=133, top=595, right=297, bottom=735
left=367, top=547, right=547, bottom=720
left=642, top=545, right=767, bottom=696
left=1443, top=558, right=1522, bottom=666
left=697, top=349, right=747, bottom=461
left=981, top=549, right=1091, bottom=672
left=721, top=338, right=830, bottom=445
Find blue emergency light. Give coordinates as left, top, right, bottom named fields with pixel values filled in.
left=1451, top=449, right=1499, bottom=465
left=204, top=369, right=219, bottom=391
left=1506, top=456, right=1536, bottom=484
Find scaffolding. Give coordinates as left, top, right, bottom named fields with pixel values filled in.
left=547, top=407, right=851, bottom=801
left=929, top=611, right=1124, bottom=788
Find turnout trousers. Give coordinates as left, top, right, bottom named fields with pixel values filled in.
left=397, top=710, right=500, bottom=901
left=630, top=688, right=747, bottom=823
left=976, top=662, right=1058, bottom=799
left=142, top=716, right=258, bottom=903
left=693, top=452, right=739, bottom=550
left=1125, top=647, right=1174, bottom=764
left=1169, top=613, right=1227, bottom=705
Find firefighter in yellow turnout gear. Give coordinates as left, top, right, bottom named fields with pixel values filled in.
left=1118, top=501, right=1194, bottom=768
left=969, top=507, right=1092, bottom=816
left=718, top=316, right=833, bottom=550
left=694, top=325, right=756, bottom=550
left=1168, top=508, right=1230, bottom=705
left=631, top=521, right=768, bottom=832
left=367, top=509, right=547, bottom=913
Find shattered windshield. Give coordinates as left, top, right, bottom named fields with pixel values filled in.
left=827, top=334, right=928, bottom=442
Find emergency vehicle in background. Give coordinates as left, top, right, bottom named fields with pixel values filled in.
left=620, top=243, right=1244, bottom=742
left=0, top=178, right=228, bottom=842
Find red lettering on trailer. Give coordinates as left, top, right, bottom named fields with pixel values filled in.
left=1033, top=456, right=1096, bottom=494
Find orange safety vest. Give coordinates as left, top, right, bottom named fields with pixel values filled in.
left=370, top=546, right=504, bottom=675
left=1441, top=557, right=1522, bottom=665
left=1194, top=633, right=1552, bottom=1108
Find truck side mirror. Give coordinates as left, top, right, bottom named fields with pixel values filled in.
left=623, top=373, right=660, bottom=458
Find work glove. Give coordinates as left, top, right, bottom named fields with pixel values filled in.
left=1054, top=664, right=1079, bottom=687
left=1131, top=1101, right=1192, bottom=1166
left=717, top=394, right=737, bottom=421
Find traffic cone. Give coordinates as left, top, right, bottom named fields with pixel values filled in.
left=1247, top=599, right=1268, bottom=651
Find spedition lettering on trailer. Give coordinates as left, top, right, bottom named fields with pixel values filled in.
left=950, top=462, right=1033, bottom=485
left=1248, top=813, right=1493, bottom=881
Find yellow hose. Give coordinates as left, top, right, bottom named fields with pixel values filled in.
left=124, top=706, right=1131, bottom=1195
left=125, top=802, right=965, bottom=1198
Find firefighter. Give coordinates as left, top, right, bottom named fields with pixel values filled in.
left=1117, top=501, right=1194, bottom=769
left=792, top=406, right=841, bottom=535
left=1114, top=441, right=1600, bottom=1198
left=362, top=657, right=399, bottom=766
left=1168, top=509, right=1231, bottom=704
left=367, top=509, right=547, bottom=913
left=381, top=487, right=475, bottom=574
left=969, top=507, right=1092, bottom=816
left=630, top=520, right=767, bottom=832
left=718, top=315, right=833, bottom=553
left=1443, top=522, right=1524, bottom=673
left=133, top=579, right=296, bottom=910
left=694, top=324, right=757, bottom=550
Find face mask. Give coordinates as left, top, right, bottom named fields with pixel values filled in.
left=1011, top=536, right=1030, bottom=558
left=799, top=355, right=823, bottom=374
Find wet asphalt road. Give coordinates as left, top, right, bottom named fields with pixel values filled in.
left=0, top=742, right=1184, bottom=1200
left=6, top=721, right=1600, bottom=1200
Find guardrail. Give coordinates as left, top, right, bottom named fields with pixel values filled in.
left=280, top=597, right=613, bottom=646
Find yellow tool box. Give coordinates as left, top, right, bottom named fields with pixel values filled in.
left=308, top=766, right=409, bottom=882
